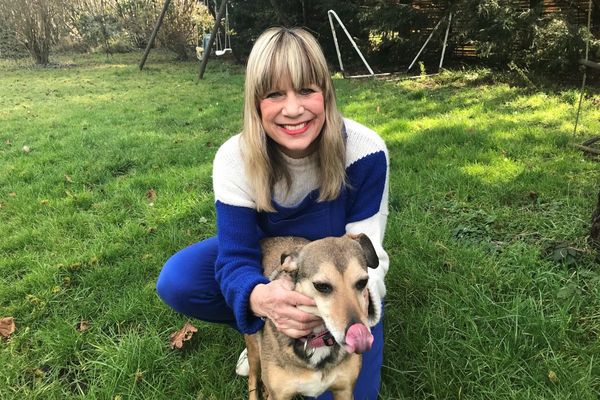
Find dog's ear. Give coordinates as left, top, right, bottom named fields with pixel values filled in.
left=269, top=252, right=299, bottom=281
left=348, top=233, right=379, bottom=269
left=280, top=251, right=299, bottom=273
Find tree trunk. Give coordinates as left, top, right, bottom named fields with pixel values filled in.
left=28, top=37, right=50, bottom=65
left=589, top=190, right=600, bottom=250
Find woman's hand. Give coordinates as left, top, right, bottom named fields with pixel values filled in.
left=250, top=278, right=322, bottom=338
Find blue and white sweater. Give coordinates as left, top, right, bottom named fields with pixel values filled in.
left=213, top=118, right=389, bottom=334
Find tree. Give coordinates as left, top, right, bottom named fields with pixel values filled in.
left=0, top=0, right=66, bottom=65
left=157, top=0, right=207, bottom=60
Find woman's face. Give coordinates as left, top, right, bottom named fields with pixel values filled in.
left=259, top=82, right=325, bottom=159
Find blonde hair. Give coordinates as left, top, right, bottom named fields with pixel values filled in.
left=241, top=27, right=346, bottom=212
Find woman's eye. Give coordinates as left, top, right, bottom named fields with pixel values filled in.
left=355, top=278, right=368, bottom=291
left=299, top=88, right=315, bottom=95
left=265, top=91, right=282, bottom=99
left=313, top=282, right=333, bottom=294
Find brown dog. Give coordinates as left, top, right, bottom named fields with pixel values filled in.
left=245, top=234, right=379, bottom=400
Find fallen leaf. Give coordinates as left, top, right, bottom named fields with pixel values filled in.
left=76, top=320, right=89, bottom=332
left=146, top=188, right=156, bottom=202
left=548, top=370, right=558, bottom=383
left=9, top=192, right=16, bottom=197
left=0, top=317, right=16, bottom=338
left=5, top=140, right=11, bottom=146
left=169, top=322, right=198, bottom=349
left=40, top=199, right=49, bottom=205
left=65, top=175, right=73, bottom=183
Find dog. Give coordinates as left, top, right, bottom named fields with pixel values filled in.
left=245, top=234, right=379, bottom=400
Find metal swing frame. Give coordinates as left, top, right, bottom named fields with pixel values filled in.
left=328, top=9, right=453, bottom=79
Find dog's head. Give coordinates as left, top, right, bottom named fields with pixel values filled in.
left=281, top=234, right=378, bottom=354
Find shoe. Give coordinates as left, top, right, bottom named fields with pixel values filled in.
left=235, top=348, right=249, bottom=377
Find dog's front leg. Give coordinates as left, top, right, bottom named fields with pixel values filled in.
left=245, top=334, right=262, bottom=400
left=331, top=388, right=354, bottom=400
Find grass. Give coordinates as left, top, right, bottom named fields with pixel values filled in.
left=1, top=50, right=599, bottom=399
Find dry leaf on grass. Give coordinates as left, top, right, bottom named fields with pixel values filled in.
left=146, top=188, right=157, bottom=202
left=169, top=322, right=198, bottom=349
left=76, top=320, right=89, bottom=332
left=0, top=317, right=16, bottom=339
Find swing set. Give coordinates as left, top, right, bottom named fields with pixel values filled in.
left=195, top=0, right=232, bottom=60
left=138, top=0, right=232, bottom=78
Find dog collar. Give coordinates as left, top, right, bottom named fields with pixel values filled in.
left=302, top=330, right=336, bottom=349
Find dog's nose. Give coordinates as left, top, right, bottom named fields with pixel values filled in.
left=344, top=323, right=373, bottom=354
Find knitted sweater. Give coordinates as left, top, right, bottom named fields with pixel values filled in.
left=212, top=118, right=390, bottom=334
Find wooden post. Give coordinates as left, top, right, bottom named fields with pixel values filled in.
left=139, top=0, right=172, bottom=70
left=198, top=0, right=228, bottom=80
left=579, top=59, right=600, bottom=70
left=589, top=190, right=600, bottom=250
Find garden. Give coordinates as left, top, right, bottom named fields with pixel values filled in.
left=1, top=1, right=600, bottom=399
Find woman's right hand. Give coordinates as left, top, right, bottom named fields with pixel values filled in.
left=249, top=278, right=323, bottom=338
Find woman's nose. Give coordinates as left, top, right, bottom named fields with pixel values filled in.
left=282, top=93, right=304, bottom=117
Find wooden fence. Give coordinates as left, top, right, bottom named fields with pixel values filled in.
left=408, top=0, right=599, bottom=59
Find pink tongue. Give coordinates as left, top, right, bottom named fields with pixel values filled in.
left=344, top=323, right=373, bottom=354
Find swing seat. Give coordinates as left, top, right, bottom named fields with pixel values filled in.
left=195, top=46, right=204, bottom=60
left=215, top=48, right=232, bottom=56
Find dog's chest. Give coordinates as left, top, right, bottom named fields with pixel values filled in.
left=290, top=369, right=339, bottom=397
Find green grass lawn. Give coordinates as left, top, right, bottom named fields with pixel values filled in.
left=1, top=51, right=599, bottom=399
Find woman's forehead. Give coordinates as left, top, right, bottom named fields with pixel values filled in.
left=262, top=62, right=323, bottom=90
left=269, top=75, right=319, bottom=91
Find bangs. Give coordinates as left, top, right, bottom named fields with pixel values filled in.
left=253, top=31, right=327, bottom=99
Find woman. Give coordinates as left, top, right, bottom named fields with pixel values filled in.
left=157, top=27, right=389, bottom=399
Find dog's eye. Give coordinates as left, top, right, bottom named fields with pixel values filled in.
left=313, top=282, right=333, bottom=294
left=355, top=278, right=368, bottom=291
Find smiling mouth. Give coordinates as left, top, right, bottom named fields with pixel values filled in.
left=279, top=120, right=311, bottom=135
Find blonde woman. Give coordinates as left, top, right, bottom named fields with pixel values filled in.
left=157, top=27, right=389, bottom=399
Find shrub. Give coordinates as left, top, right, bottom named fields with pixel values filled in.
left=0, top=21, right=28, bottom=59
left=528, top=17, right=600, bottom=74
left=72, top=11, right=122, bottom=52
left=0, top=0, right=67, bottom=65
left=114, top=0, right=157, bottom=49
left=157, top=0, right=206, bottom=60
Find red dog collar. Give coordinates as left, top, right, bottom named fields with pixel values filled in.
left=302, top=330, right=336, bottom=348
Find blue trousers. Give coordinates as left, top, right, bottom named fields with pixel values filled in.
left=157, top=237, right=383, bottom=399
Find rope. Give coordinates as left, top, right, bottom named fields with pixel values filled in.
left=573, top=0, right=593, bottom=135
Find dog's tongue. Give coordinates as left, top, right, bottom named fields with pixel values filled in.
left=344, top=323, right=373, bottom=354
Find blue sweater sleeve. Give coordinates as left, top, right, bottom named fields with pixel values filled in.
left=215, top=201, right=269, bottom=334
left=346, top=150, right=388, bottom=223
